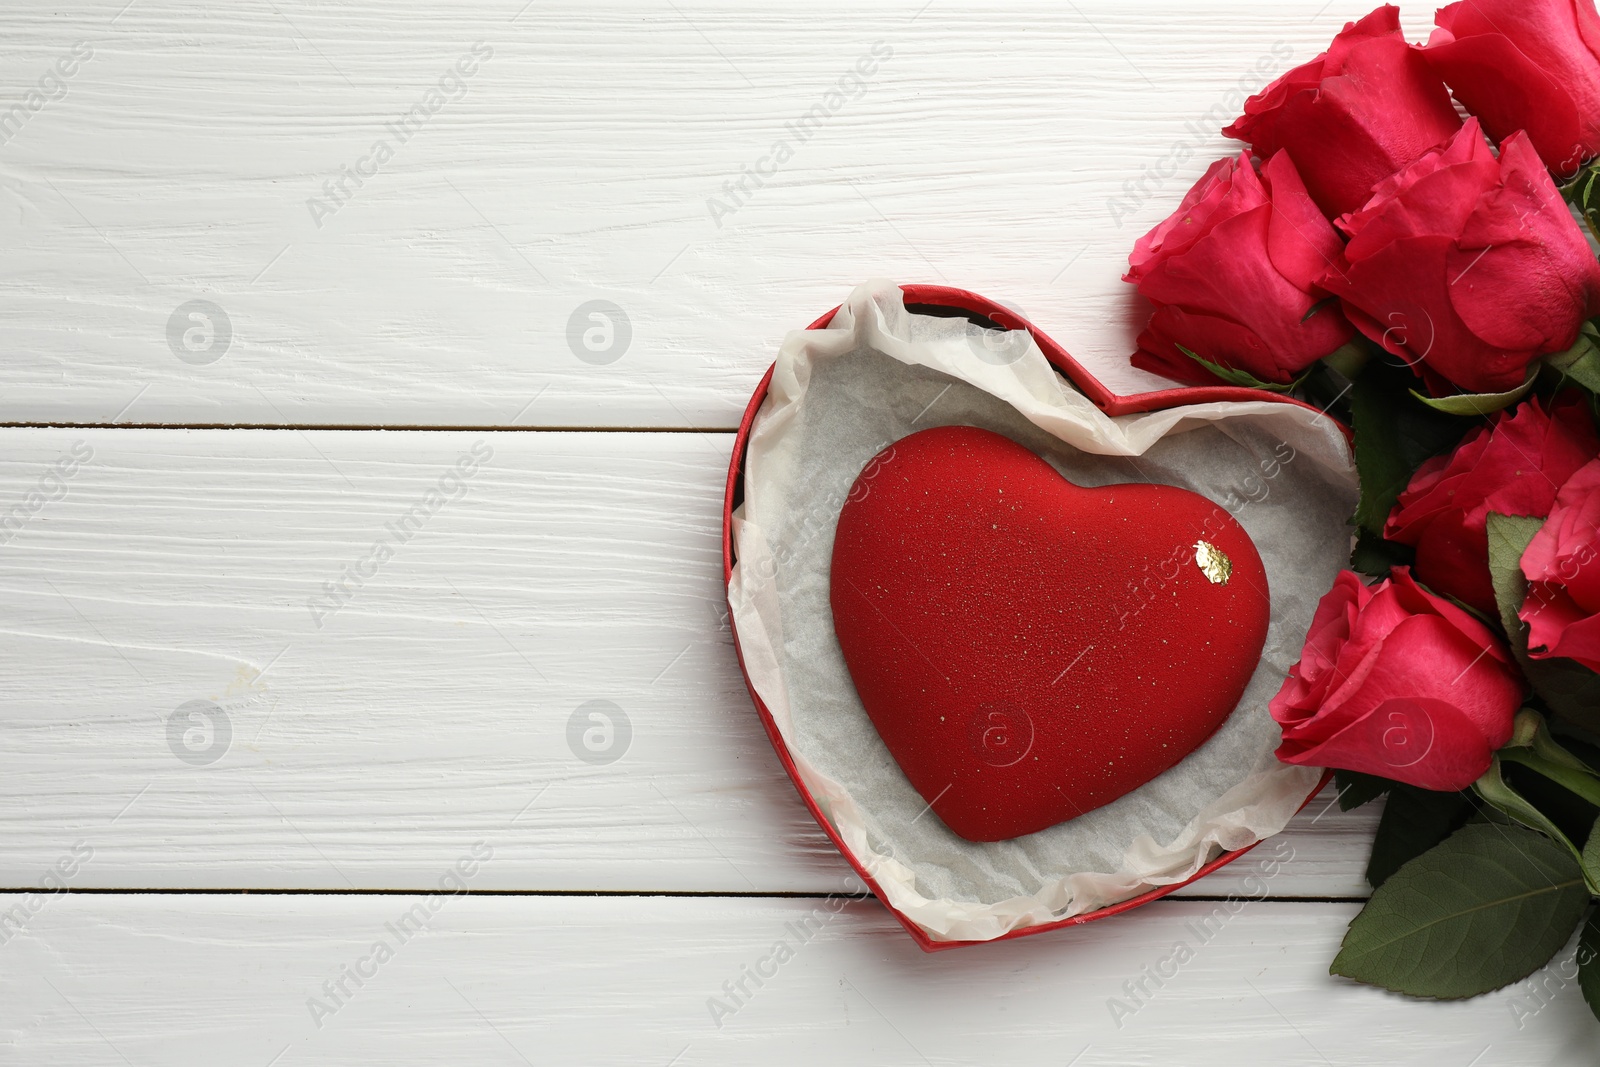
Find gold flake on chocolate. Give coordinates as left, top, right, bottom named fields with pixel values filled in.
left=1194, top=540, right=1231, bottom=585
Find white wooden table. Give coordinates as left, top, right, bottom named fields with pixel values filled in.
left=1, top=2, right=1593, bottom=1062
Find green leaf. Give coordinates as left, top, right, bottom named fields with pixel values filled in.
left=1177, top=344, right=1296, bottom=392
left=1301, top=297, right=1340, bottom=325
left=1562, top=160, right=1600, bottom=244
left=1499, top=733, right=1600, bottom=814
left=1525, top=661, right=1600, bottom=738
left=1484, top=512, right=1600, bottom=736
left=1580, top=910, right=1600, bottom=1025
left=1473, top=757, right=1585, bottom=884
left=1498, top=754, right=1600, bottom=850
left=1586, top=818, right=1600, bottom=891
left=1489, top=714, right=1600, bottom=864
left=1350, top=364, right=1471, bottom=535
left=1486, top=512, right=1547, bottom=637
left=1334, top=769, right=1395, bottom=811
left=1292, top=362, right=1346, bottom=418
left=1558, top=161, right=1593, bottom=204
left=1409, top=368, right=1537, bottom=416
left=1350, top=528, right=1414, bottom=579
left=1321, top=339, right=1370, bottom=379
left=1528, top=712, right=1600, bottom=777
left=1470, top=805, right=1515, bottom=827
left=1556, top=731, right=1600, bottom=774
left=1331, top=822, right=1589, bottom=999
left=1546, top=329, right=1600, bottom=394
left=1366, top=784, right=1475, bottom=888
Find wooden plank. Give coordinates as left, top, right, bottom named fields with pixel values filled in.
left=0, top=427, right=1377, bottom=894
left=1, top=0, right=1391, bottom=428
left=3, top=894, right=1592, bottom=1063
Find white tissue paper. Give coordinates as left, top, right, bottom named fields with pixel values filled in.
left=728, top=279, right=1358, bottom=942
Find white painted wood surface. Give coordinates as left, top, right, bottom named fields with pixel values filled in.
left=0, top=427, right=1378, bottom=895
left=4, top=895, right=1593, bottom=1065
left=4, top=0, right=1594, bottom=1059
left=4, top=0, right=1417, bottom=429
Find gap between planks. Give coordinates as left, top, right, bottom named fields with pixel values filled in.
left=0, top=887, right=1369, bottom=902
left=0, top=422, right=736, bottom=434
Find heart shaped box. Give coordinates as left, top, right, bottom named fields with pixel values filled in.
left=722, top=281, right=1354, bottom=951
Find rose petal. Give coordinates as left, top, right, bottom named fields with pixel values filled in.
left=1529, top=604, right=1600, bottom=672
left=1276, top=696, right=1498, bottom=791
left=1447, top=135, right=1600, bottom=352
left=1127, top=154, right=1258, bottom=282
left=1339, top=120, right=1497, bottom=255
left=1325, top=233, right=1533, bottom=394
left=1261, top=151, right=1346, bottom=286
left=1425, top=30, right=1586, bottom=170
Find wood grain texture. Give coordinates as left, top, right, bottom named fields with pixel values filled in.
left=0, top=427, right=1377, bottom=894
left=0, top=0, right=1422, bottom=428
left=9, top=1, right=1549, bottom=1053
left=4, top=894, right=1593, bottom=1064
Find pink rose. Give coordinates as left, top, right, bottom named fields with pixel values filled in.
left=1224, top=6, right=1462, bottom=218
left=1271, top=568, right=1523, bottom=791
left=1319, top=120, right=1600, bottom=396
left=1424, top=0, right=1600, bottom=177
left=1521, top=457, right=1600, bottom=671
left=1124, top=150, right=1354, bottom=386
left=1386, top=393, right=1600, bottom=617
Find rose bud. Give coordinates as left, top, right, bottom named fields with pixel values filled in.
left=1319, top=119, right=1600, bottom=396
left=1270, top=568, right=1523, bottom=792
left=1424, top=0, right=1600, bottom=178
left=1521, top=457, right=1600, bottom=672
left=1124, top=150, right=1354, bottom=386
left=1224, top=5, right=1462, bottom=218
left=1386, top=392, right=1600, bottom=616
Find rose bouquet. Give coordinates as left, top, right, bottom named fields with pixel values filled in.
left=1126, top=0, right=1600, bottom=1027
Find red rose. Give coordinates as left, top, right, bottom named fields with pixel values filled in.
left=1270, top=568, right=1523, bottom=791
left=1319, top=120, right=1600, bottom=396
left=1386, top=393, right=1600, bottom=616
left=1424, top=0, right=1600, bottom=177
left=1124, top=150, right=1354, bottom=386
left=1223, top=6, right=1461, bottom=218
left=1521, top=457, right=1600, bottom=671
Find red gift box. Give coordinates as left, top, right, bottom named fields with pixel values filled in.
left=722, top=283, right=1345, bottom=951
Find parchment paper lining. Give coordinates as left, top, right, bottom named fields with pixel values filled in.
left=729, top=280, right=1358, bottom=942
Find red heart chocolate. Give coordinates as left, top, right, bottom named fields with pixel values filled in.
left=829, top=424, right=1271, bottom=842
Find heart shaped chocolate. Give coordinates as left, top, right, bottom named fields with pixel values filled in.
left=829, top=424, right=1270, bottom=842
